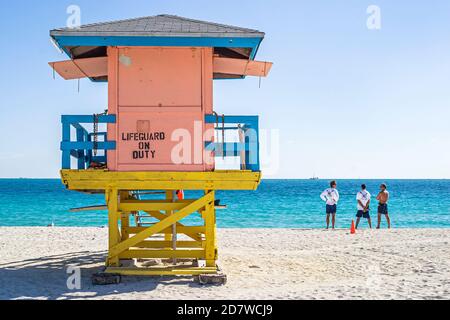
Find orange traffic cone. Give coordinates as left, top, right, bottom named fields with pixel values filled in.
left=176, top=190, right=184, bottom=201
left=350, top=220, right=356, bottom=234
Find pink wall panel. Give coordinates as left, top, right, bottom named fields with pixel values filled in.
left=107, top=46, right=215, bottom=172
left=118, top=47, right=202, bottom=107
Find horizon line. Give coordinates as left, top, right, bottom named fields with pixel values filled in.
left=1, top=177, right=449, bottom=180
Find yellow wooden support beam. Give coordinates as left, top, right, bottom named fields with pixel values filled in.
left=62, top=170, right=259, bottom=181
left=120, top=191, right=131, bottom=241
left=145, top=210, right=204, bottom=242
left=65, top=180, right=259, bottom=191
left=125, top=226, right=205, bottom=235
left=105, top=267, right=218, bottom=276
left=109, top=192, right=214, bottom=259
left=165, top=191, right=174, bottom=243
left=106, top=188, right=120, bottom=267
left=119, top=249, right=206, bottom=259
left=134, top=241, right=204, bottom=249
left=119, top=200, right=195, bottom=212
left=203, top=190, right=217, bottom=268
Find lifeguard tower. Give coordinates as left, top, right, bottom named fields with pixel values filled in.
left=49, top=15, right=272, bottom=284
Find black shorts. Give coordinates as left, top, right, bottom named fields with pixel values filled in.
left=326, top=204, right=337, bottom=214
left=357, top=210, right=370, bottom=219
left=378, top=204, right=389, bottom=215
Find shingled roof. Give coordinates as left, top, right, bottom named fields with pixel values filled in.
left=51, top=14, right=265, bottom=38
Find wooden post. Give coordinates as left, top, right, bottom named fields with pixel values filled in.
left=120, top=191, right=130, bottom=241
left=62, top=121, right=71, bottom=169
left=204, top=190, right=217, bottom=268
left=166, top=190, right=177, bottom=264
left=165, top=190, right=173, bottom=244
left=107, top=188, right=120, bottom=267
left=76, top=128, right=85, bottom=170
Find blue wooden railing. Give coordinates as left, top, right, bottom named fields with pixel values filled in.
left=61, top=114, right=259, bottom=172
left=205, top=115, right=260, bottom=172
left=61, top=115, right=116, bottom=170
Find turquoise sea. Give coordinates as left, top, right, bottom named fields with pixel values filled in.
left=0, top=179, right=449, bottom=228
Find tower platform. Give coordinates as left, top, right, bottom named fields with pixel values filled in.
left=61, top=170, right=261, bottom=193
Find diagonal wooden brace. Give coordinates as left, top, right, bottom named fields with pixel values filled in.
left=109, top=191, right=214, bottom=259
left=145, top=211, right=204, bottom=242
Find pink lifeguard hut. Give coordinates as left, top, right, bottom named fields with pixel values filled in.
left=49, top=15, right=272, bottom=284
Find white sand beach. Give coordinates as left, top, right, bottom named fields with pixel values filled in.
left=0, top=227, right=449, bottom=300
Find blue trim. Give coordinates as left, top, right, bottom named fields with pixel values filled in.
left=205, top=142, right=249, bottom=153
left=62, top=115, right=116, bottom=124
left=61, top=141, right=116, bottom=151
left=54, top=35, right=261, bottom=49
left=249, top=38, right=264, bottom=60
left=205, top=115, right=259, bottom=124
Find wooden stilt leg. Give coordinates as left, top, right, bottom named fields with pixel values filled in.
left=165, top=190, right=173, bottom=245
left=107, top=188, right=120, bottom=267
left=164, top=190, right=173, bottom=241
left=120, top=192, right=130, bottom=242
left=204, top=190, right=217, bottom=268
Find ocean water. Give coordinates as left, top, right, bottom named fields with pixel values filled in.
left=0, top=179, right=449, bottom=229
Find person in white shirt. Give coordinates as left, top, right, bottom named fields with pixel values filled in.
left=320, top=181, right=340, bottom=230
left=356, top=184, right=372, bottom=229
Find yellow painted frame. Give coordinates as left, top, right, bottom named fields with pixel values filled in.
left=102, top=189, right=219, bottom=275
left=61, top=170, right=261, bottom=192
left=61, top=170, right=261, bottom=276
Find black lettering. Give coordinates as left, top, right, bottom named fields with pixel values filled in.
left=138, top=142, right=151, bottom=150
left=132, top=150, right=155, bottom=159
left=123, top=132, right=166, bottom=141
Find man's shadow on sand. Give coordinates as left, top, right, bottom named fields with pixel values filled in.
left=0, top=251, right=207, bottom=300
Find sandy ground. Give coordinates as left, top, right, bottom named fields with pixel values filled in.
left=0, top=227, right=449, bottom=300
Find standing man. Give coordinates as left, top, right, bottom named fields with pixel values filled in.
left=356, top=184, right=372, bottom=229
left=377, top=183, right=391, bottom=229
left=320, top=181, right=340, bottom=230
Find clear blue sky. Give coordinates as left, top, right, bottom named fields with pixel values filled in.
left=0, top=0, right=449, bottom=179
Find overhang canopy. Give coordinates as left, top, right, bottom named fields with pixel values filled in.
left=50, top=15, right=267, bottom=81
left=49, top=56, right=272, bottom=80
